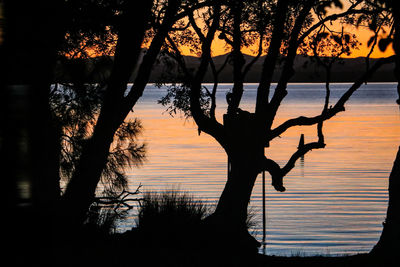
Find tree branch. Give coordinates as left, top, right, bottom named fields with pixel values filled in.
left=255, top=0, right=289, bottom=115
left=121, top=0, right=181, bottom=118
left=298, top=0, right=365, bottom=45
left=269, top=1, right=314, bottom=118
left=270, top=55, right=396, bottom=139
left=189, top=2, right=227, bottom=148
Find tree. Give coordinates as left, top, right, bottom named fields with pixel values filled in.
left=1, top=0, right=216, bottom=233
left=59, top=0, right=219, bottom=229
left=364, top=0, right=400, bottom=257
left=1, top=0, right=209, bottom=264
left=371, top=147, right=400, bottom=259
left=160, top=0, right=397, bottom=250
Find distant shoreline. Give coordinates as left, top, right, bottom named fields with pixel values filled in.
left=54, top=53, right=397, bottom=83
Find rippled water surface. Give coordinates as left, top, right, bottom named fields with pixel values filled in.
left=119, top=83, right=400, bottom=256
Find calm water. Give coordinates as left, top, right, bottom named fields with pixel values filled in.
left=119, top=83, right=400, bottom=256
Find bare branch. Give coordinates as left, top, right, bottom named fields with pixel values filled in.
left=263, top=139, right=325, bottom=193
left=122, top=0, right=181, bottom=117
left=187, top=3, right=228, bottom=148
left=269, top=1, right=315, bottom=117
left=255, top=0, right=289, bottom=115
left=93, top=185, right=143, bottom=213
left=186, top=6, right=206, bottom=41
left=281, top=141, right=326, bottom=176
left=270, top=55, right=396, bottom=139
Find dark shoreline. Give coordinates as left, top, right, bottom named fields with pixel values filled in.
left=54, top=54, right=397, bottom=84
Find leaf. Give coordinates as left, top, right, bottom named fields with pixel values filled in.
left=369, top=16, right=377, bottom=32
left=316, top=32, right=329, bottom=40
left=356, top=15, right=364, bottom=27
left=316, top=4, right=327, bottom=16
left=378, top=38, right=393, bottom=52
left=333, top=0, right=343, bottom=9
left=344, top=34, right=350, bottom=44
left=332, top=34, right=342, bottom=44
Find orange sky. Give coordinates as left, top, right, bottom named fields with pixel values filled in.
left=179, top=1, right=395, bottom=59
left=179, top=28, right=394, bottom=58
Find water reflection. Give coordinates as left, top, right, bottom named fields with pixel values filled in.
left=122, top=83, right=400, bottom=256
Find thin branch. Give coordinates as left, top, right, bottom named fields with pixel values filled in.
left=186, top=7, right=206, bottom=41
left=189, top=2, right=227, bottom=148
left=270, top=55, right=396, bottom=139
left=281, top=141, right=326, bottom=177
left=269, top=1, right=315, bottom=117
left=243, top=32, right=263, bottom=77
left=171, top=21, right=190, bottom=31
left=165, top=35, right=193, bottom=78
left=93, top=186, right=143, bottom=212
left=255, top=0, right=290, bottom=115
left=298, top=0, right=365, bottom=44
left=122, top=0, right=181, bottom=116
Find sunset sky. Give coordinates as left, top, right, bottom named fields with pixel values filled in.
left=179, top=1, right=395, bottom=59
left=179, top=29, right=395, bottom=58
left=0, top=1, right=394, bottom=59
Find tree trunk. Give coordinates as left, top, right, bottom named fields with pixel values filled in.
left=215, top=154, right=259, bottom=227
left=59, top=0, right=157, bottom=229
left=371, top=146, right=400, bottom=255
left=61, top=110, right=122, bottom=227
left=203, top=149, right=262, bottom=254
left=203, top=113, right=263, bottom=253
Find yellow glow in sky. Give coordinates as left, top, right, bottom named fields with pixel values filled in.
left=179, top=31, right=394, bottom=58
left=179, top=1, right=395, bottom=59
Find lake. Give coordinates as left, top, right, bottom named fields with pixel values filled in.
left=119, top=83, right=400, bottom=256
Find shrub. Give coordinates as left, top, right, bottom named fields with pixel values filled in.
left=136, top=189, right=210, bottom=232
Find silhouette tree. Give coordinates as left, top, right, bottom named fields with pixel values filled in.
left=58, top=0, right=220, bottom=229
left=1, top=1, right=213, bottom=264
left=160, top=0, right=397, bottom=251
left=52, top=0, right=147, bottom=216
left=0, top=0, right=192, bottom=228
left=371, top=147, right=400, bottom=260
left=2, top=0, right=399, bottom=261
left=365, top=0, right=400, bottom=257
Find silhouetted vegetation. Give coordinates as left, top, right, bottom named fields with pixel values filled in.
left=157, top=0, right=399, bottom=255
left=137, top=190, right=210, bottom=229
left=1, top=0, right=400, bottom=266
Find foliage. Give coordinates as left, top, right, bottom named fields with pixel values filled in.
left=136, top=190, right=210, bottom=230
left=48, top=0, right=153, bottom=199
left=50, top=81, right=146, bottom=196
left=59, top=0, right=123, bottom=59
left=84, top=203, right=121, bottom=234
left=158, top=83, right=211, bottom=118
left=345, top=0, right=396, bottom=54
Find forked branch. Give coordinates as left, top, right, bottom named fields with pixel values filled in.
left=270, top=55, right=396, bottom=140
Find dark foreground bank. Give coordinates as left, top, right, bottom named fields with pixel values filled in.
left=9, top=220, right=397, bottom=267
left=8, top=187, right=399, bottom=267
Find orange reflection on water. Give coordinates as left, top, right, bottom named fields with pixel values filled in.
left=123, top=84, right=400, bottom=256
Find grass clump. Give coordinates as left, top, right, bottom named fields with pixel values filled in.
left=136, top=189, right=210, bottom=232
